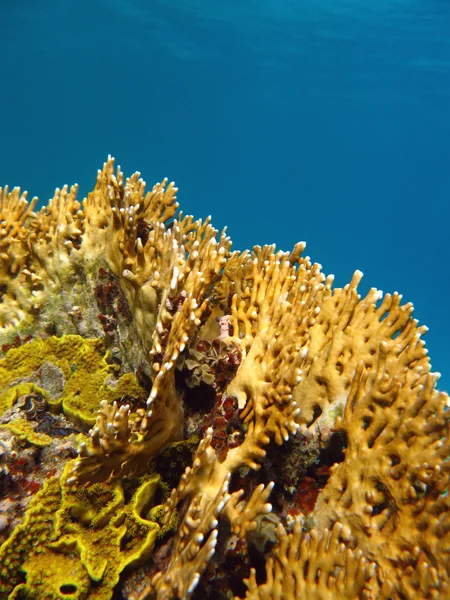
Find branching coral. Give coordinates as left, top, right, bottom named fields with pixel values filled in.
left=0, top=186, right=38, bottom=327
left=241, top=520, right=376, bottom=600
left=0, top=158, right=448, bottom=600
left=314, top=362, right=450, bottom=598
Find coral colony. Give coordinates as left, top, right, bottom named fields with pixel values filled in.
left=0, top=156, right=448, bottom=599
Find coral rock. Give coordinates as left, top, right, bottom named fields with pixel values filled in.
left=0, top=158, right=448, bottom=600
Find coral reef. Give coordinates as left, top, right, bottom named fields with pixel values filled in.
left=0, top=158, right=448, bottom=599
left=0, top=335, right=147, bottom=426
left=0, top=466, right=163, bottom=599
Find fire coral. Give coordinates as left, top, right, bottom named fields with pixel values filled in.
left=0, top=157, right=448, bottom=600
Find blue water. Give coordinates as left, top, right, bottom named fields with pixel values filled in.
left=1, top=0, right=449, bottom=390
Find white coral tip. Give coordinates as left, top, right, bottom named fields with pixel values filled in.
left=187, top=573, right=201, bottom=596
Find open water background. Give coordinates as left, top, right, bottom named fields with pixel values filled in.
left=1, top=0, right=449, bottom=390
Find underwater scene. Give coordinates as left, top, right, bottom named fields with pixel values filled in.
left=1, top=1, right=449, bottom=599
